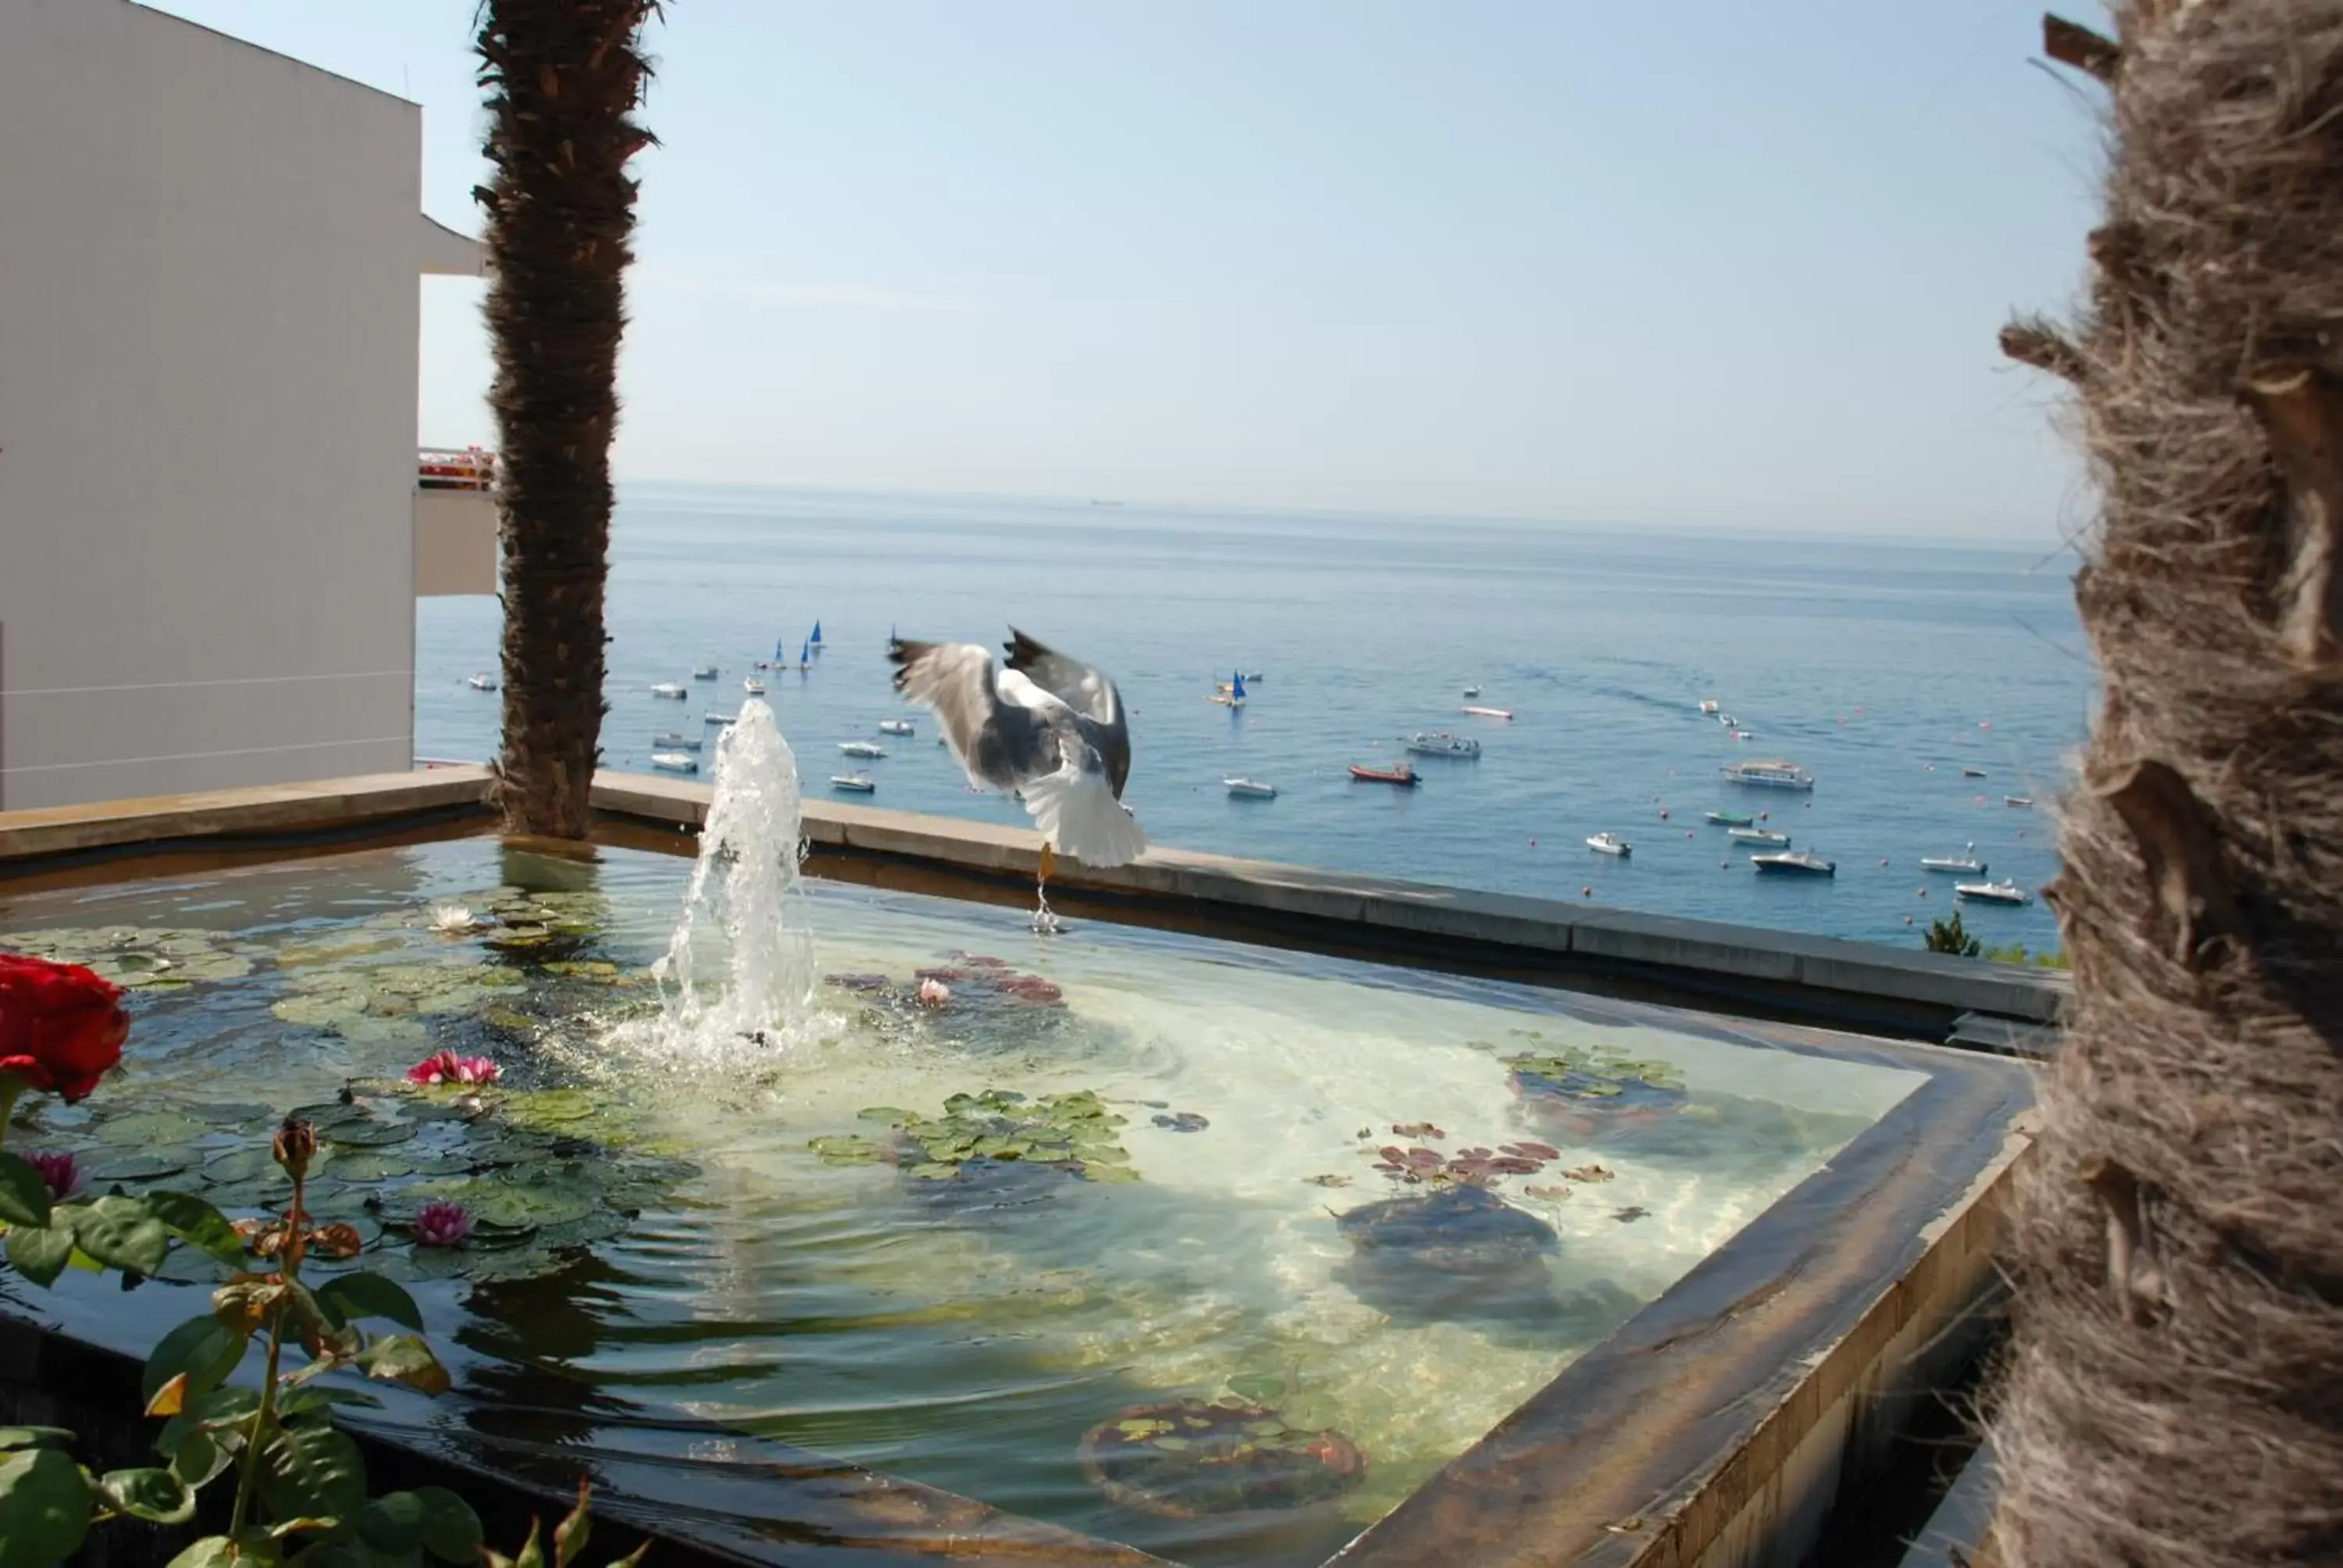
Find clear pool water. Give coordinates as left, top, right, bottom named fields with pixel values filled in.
left=0, top=838, right=1927, bottom=1565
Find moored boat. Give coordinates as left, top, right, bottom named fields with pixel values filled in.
left=1956, top=879, right=2031, bottom=905
left=692, top=664, right=719, bottom=680
left=1461, top=705, right=1514, bottom=721
left=1699, top=699, right=1719, bottom=715
left=650, top=681, right=689, bottom=700
left=1961, top=766, right=1986, bottom=779
left=878, top=718, right=915, bottom=736
left=830, top=774, right=876, bottom=793
left=1349, top=762, right=1419, bottom=786
left=1586, top=832, right=1632, bottom=857
left=1406, top=730, right=1481, bottom=758
left=651, top=751, right=697, bottom=773
left=839, top=740, right=886, bottom=758
left=465, top=672, right=497, bottom=692
left=742, top=675, right=767, bottom=695
left=1753, top=850, right=1835, bottom=876
left=1920, top=843, right=1985, bottom=874
left=1703, top=810, right=1754, bottom=827
left=2004, top=795, right=2034, bottom=808
left=1728, top=826, right=1791, bottom=846
left=651, top=732, right=701, bottom=750
left=1462, top=684, right=1483, bottom=698
left=1721, top=758, right=1814, bottom=790
left=1224, top=777, right=1278, bottom=799
left=704, top=711, right=737, bottom=725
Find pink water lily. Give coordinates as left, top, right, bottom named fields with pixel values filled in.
left=26, top=1151, right=79, bottom=1202
left=413, top=1202, right=473, bottom=1248
left=405, top=1050, right=501, bottom=1087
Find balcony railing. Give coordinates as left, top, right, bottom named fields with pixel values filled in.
left=418, top=446, right=496, bottom=493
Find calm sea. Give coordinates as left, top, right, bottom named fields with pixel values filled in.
left=416, top=485, right=2092, bottom=954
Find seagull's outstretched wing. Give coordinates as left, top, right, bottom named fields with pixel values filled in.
left=1002, top=629, right=1131, bottom=797
left=890, top=639, right=1057, bottom=793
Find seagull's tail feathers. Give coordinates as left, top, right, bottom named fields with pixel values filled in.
left=1021, top=756, right=1147, bottom=869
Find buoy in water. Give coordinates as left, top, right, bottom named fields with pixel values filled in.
left=1658, top=808, right=1669, bottom=820
left=1582, top=886, right=1593, bottom=898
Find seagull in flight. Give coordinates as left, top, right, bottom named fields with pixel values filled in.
left=888, top=629, right=1145, bottom=925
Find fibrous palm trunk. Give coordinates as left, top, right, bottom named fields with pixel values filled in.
left=476, top=0, right=659, bottom=838
left=1996, top=5, right=2343, bottom=1563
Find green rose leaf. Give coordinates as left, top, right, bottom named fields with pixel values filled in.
left=0, top=1430, right=74, bottom=1452
left=259, top=1423, right=367, bottom=1527
left=0, top=1446, right=93, bottom=1565
left=156, top=1420, right=234, bottom=1491
left=0, top=1154, right=53, bottom=1229
left=356, top=1335, right=451, bottom=1395
left=163, top=1534, right=269, bottom=1568
left=66, top=1195, right=170, bottom=1276
left=141, top=1314, right=249, bottom=1405
left=97, top=1466, right=196, bottom=1525
left=141, top=1191, right=244, bottom=1267
left=273, top=1385, right=381, bottom=1420
left=4, top=1217, right=78, bottom=1288
left=359, top=1487, right=485, bottom=1562
left=315, top=1272, right=424, bottom=1331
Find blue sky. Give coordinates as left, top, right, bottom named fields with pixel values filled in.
left=154, top=0, right=2109, bottom=537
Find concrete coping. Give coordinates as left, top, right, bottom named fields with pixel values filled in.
left=0, top=766, right=2069, bottom=1032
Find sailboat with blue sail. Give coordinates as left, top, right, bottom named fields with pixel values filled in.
left=1207, top=670, right=1247, bottom=708
left=809, top=621, right=823, bottom=654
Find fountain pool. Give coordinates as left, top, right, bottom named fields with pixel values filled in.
left=0, top=715, right=2029, bottom=1565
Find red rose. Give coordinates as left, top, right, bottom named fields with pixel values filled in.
left=0, top=953, right=129, bottom=1103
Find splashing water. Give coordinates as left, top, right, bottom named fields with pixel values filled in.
left=642, top=700, right=826, bottom=1071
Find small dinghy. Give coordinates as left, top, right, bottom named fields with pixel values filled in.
left=465, top=672, right=497, bottom=692
left=830, top=774, right=876, bottom=793
left=1349, top=762, right=1419, bottom=786
left=1585, top=832, right=1632, bottom=857
left=692, top=664, right=719, bottom=680
left=1956, top=879, right=2031, bottom=905
left=650, top=682, right=689, bottom=700
left=651, top=732, right=701, bottom=750
left=879, top=718, right=915, bottom=736
left=1728, top=826, right=1791, bottom=846
left=1225, top=778, right=1278, bottom=800
left=839, top=740, right=886, bottom=759
left=742, top=675, right=767, bottom=695
left=651, top=751, right=698, bottom=773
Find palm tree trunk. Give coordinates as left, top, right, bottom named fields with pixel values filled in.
left=1996, top=5, right=2343, bottom=1563
left=476, top=0, right=659, bottom=838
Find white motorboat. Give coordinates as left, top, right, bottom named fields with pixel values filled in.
left=1461, top=705, right=1514, bottom=721
left=704, top=711, right=737, bottom=726
left=830, top=774, right=877, bottom=793
left=1728, top=826, right=1792, bottom=846
left=465, top=672, right=497, bottom=692
left=1407, top=730, right=1482, bottom=758
left=1956, top=879, right=2031, bottom=905
left=1753, top=850, right=1835, bottom=876
left=1920, top=843, right=1986, bottom=874
left=742, top=675, right=767, bottom=695
left=651, top=732, right=701, bottom=750
left=651, top=751, right=698, bottom=773
left=878, top=718, right=915, bottom=736
left=1721, top=759, right=1815, bottom=790
left=650, top=682, right=689, bottom=700
left=1463, top=684, right=1483, bottom=698
left=1698, top=699, right=1719, bottom=715
left=839, top=740, right=886, bottom=758
left=691, top=664, right=719, bottom=680
left=1586, top=832, right=1632, bottom=857
left=1225, top=777, right=1278, bottom=799
left=2005, top=795, right=2035, bottom=809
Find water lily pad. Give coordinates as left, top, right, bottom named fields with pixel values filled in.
left=1078, top=1399, right=1365, bottom=1518
left=809, top=1135, right=883, bottom=1164
left=501, top=1089, right=596, bottom=1127
left=84, top=1149, right=198, bottom=1183
left=321, top=1121, right=416, bottom=1149
left=323, top=1152, right=418, bottom=1184
left=204, top=1149, right=284, bottom=1185
left=536, top=1210, right=634, bottom=1249
left=93, top=1112, right=211, bottom=1147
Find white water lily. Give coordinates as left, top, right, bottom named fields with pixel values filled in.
left=428, top=903, right=477, bottom=935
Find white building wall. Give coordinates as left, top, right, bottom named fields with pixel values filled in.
left=0, top=0, right=429, bottom=809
